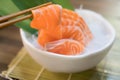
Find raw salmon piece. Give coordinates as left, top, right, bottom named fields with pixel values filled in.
left=38, top=29, right=61, bottom=46
left=31, top=4, right=62, bottom=30
left=61, top=25, right=85, bottom=45
left=45, top=39, right=84, bottom=55
left=60, top=9, right=92, bottom=45
left=38, top=30, right=54, bottom=46
left=31, top=4, right=62, bottom=39
left=30, top=4, right=93, bottom=55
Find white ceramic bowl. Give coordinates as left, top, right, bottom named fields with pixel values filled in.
left=20, top=9, right=115, bottom=73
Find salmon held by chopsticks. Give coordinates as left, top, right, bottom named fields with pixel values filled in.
left=30, top=4, right=93, bottom=55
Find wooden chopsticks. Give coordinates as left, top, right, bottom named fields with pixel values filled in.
left=0, top=2, right=52, bottom=28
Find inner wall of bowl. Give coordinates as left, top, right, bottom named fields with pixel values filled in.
left=22, top=9, right=115, bottom=56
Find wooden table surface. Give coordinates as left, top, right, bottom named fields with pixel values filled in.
left=0, top=0, right=120, bottom=73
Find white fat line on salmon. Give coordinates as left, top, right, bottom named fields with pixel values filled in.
left=40, top=9, right=49, bottom=30
left=49, top=5, right=62, bottom=25
left=43, top=8, right=49, bottom=30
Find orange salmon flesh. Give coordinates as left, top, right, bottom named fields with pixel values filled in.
left=31, top=4, right=93, bottom=55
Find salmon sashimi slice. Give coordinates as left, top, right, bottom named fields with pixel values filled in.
left=38, top=30, right=55, bottom=46
left=61, top=25, right=85, bottom=46
left=31, top=4, right=62, bottom=39
left=61, top=9, right=92, bottom=45
left=38, top=29, right=61, bottom=46
left=30, top=4, right=93, bottom=55
left=45, top=39, right=84, bottom=55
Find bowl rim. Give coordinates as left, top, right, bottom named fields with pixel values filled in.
left=20, top=9, right=116, bottom=59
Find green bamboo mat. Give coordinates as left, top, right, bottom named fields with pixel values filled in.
left=1, top=45, right=120, bottom=80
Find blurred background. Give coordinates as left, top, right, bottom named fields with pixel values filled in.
left=0, top=0, right=120, bottom=74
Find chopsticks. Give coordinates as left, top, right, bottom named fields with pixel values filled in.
left=0, top=2, right=52, bottom=28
